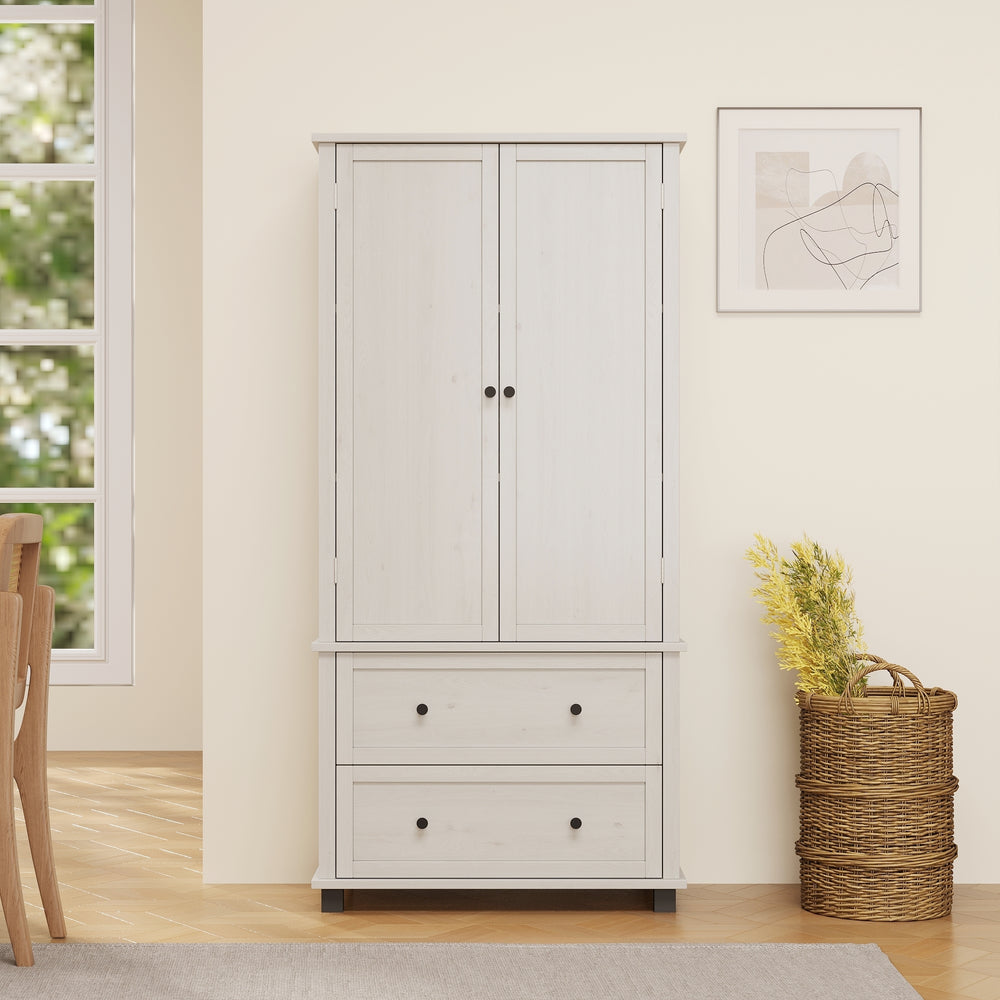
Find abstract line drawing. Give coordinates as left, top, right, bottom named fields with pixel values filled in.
left=757, top=153, right=900, bottom=292
left=717, top=108, right=921, bottom=312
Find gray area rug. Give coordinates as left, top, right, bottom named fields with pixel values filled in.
left=0, top=942, right=920, bottom=999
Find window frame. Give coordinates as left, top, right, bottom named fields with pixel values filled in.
left=0, top=0, right=133, bottom=685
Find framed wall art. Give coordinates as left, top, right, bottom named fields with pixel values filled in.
left=717, top=107, right=921, bottom=312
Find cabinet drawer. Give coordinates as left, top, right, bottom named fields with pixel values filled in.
left=336, top=765, right=662, bottom=879
left=337, top=653, right=661, bottom=764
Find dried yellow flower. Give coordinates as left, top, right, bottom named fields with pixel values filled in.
left=746, top=533, right=866, bottom=696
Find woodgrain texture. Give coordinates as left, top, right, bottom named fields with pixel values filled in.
left=3, top=752, right=1000, bottom=1000
left=0, top=590, right=29, bottom=965
left=12, top=586, right=65, bottom=945
left=317, top=139, right=678, bottom=905
left=336, top=145, right=499, bottom=641
left=338, top=764, right=657, bottom=879
left=1, top=514, right=64, bottom=967
left=9, top=753, right=1000, bottom=1000
left=502, top=145, right=661, bottom=641
left=339, top=652, right=660, bottom=764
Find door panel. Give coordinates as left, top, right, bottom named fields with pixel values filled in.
left=500, top=144, right=662, bottom=640
left=336, top=145, right=499, bottom=639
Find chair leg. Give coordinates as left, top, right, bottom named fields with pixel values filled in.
left=14, top=771, right=65, bottom=940
left=0, top=592, right=33, bottom=966
left=13, top=586, right=65, bottom=941
left=0, top=789, right=33, bottom=966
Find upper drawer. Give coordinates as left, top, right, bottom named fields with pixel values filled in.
left=336, top=652, right=661, bottom=764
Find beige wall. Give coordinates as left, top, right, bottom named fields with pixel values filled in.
left=48, top=0, right=203, bottom=750
left=203, top=0, right=1000, bottom=882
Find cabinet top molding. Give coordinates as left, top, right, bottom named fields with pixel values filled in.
left=311, top=641, right=689, bottom=653
left=312, top=132, right=687, bottom=148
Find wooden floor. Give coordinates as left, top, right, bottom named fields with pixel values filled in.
left=6, top=752, right=998, bottom=998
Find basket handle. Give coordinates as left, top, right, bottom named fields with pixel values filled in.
left=839, top=653, right=931, bottom=715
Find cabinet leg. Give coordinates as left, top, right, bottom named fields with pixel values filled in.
left=321, top=889, right=345, bottom=913
left=653, top=889, right=676, bottom=913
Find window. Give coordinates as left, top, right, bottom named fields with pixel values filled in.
left=0, top=0, right=132, bottom=684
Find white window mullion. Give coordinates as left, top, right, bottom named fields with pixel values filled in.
left=0, top=6, right=95, bottom=25
left=0, top=165, right=97, bottom=182
left=0, top=488, right=95, bottom=503
left=0, top=0, right=134, bottom=685
left=102, top=0, right=134, bottom=686
left=0, top=330, right=96, bottom=345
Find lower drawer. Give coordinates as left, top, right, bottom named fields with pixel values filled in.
left=336, top=765, right=662, bottom=879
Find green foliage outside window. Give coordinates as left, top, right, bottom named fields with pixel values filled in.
left=0, top=180, right=94, bottom=328
left=0, top=501, right=94, bottom=649
left=0, top=21, right=95, bottom=164
left=0, top=17, right=98, bottom=649
left=0, top=345, right=94, bottom=487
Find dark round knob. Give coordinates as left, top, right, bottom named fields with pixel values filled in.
left=570, top=703, right=582, bottom=716
left=484, top=386, right=497, bottom=398
left=416, top=703, right=428, bottom=716
left=416, top=817, right=429, bottom=830
left=570, top=817, right=582, bottom=830
left=503, top=385, right=515, bottom=398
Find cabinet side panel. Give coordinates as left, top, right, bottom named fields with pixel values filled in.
left=644, top=144, right=663, bottom=641
left=662, top=651, right=681, bottom=878
left=317, top=654, right=337, bottom=878
left=510, top=148, right=654, bottom=638
left=344, top=147, right=497, bottom=639
left=318, top=144, right=337, bottom=640
left=335, top=145, right=355, bottom=639
left=662, top=143, right=682, bottom=641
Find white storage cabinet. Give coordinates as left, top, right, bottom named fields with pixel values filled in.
left=312, top=134, right=686, bottom=912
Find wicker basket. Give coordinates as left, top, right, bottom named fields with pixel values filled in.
left=795, top=655, right=958, bottom=921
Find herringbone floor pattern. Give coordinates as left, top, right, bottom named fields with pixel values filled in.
left=5, top=752, right=998, bottom=998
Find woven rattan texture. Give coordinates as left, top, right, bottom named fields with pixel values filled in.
left=798, top=699, right=953, bottom=786
left=794, top=664, right=957, bottom=922
left=797, top=792, right=955, bottom=858
left=799, top=859, right=954, bottom=922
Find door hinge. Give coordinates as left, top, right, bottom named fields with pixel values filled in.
left=660, top=558, right=665, bottom=584
left=332, top=184, right=338, bottom=212
left=660, top=184, right=665, bottom=210
left=334, top=558, right=338, bottom=584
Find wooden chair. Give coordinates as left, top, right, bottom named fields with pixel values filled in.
left=0, top=513, right=65, bottom=966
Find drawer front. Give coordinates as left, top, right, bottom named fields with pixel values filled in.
left=336, top=765, right=662, bottom=879
left=337, top=652, right=661, bottom=764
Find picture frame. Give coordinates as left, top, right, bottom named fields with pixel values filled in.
left=717, top=107, right=921, bottom=312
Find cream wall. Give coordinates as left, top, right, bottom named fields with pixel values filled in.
left=48, top=0, right=203, bottom=750
left=203, top=0, right=1000, bottom=882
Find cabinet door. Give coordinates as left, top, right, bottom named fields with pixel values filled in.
left=336, top=145, right=499, bottom=640
left=500, top=144, right=663, bottom=641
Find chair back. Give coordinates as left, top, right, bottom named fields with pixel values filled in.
left=0, top=512, right=42, bottom=710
